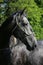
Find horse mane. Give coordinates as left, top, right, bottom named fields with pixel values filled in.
left=0, top=10, right=23, bottom=31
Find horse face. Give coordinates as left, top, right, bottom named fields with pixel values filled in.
left=13, top=13, right=37, bottom=50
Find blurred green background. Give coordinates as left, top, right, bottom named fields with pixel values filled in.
left=0, top=0, right=43, bottom=40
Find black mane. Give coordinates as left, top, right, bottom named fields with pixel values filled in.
left=0, top=10, right=23, bottom=31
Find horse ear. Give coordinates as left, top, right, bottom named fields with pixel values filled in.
left=20, top=7, right=26, bottom=15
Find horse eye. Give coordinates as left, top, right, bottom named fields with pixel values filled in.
left=22, top=23, right=28, bottom=26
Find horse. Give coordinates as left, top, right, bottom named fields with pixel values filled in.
left=9, top=9, right=43, bottom=65
left=7, top=9, right=43, bottom=65
left=0, top=8, right=38, bottom=65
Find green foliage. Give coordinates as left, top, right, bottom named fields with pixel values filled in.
left=0, top=0, right=3, bottom=2
left=34, top=0, right=43, bottom=7
left=0, top=0, right=43, bottom=40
